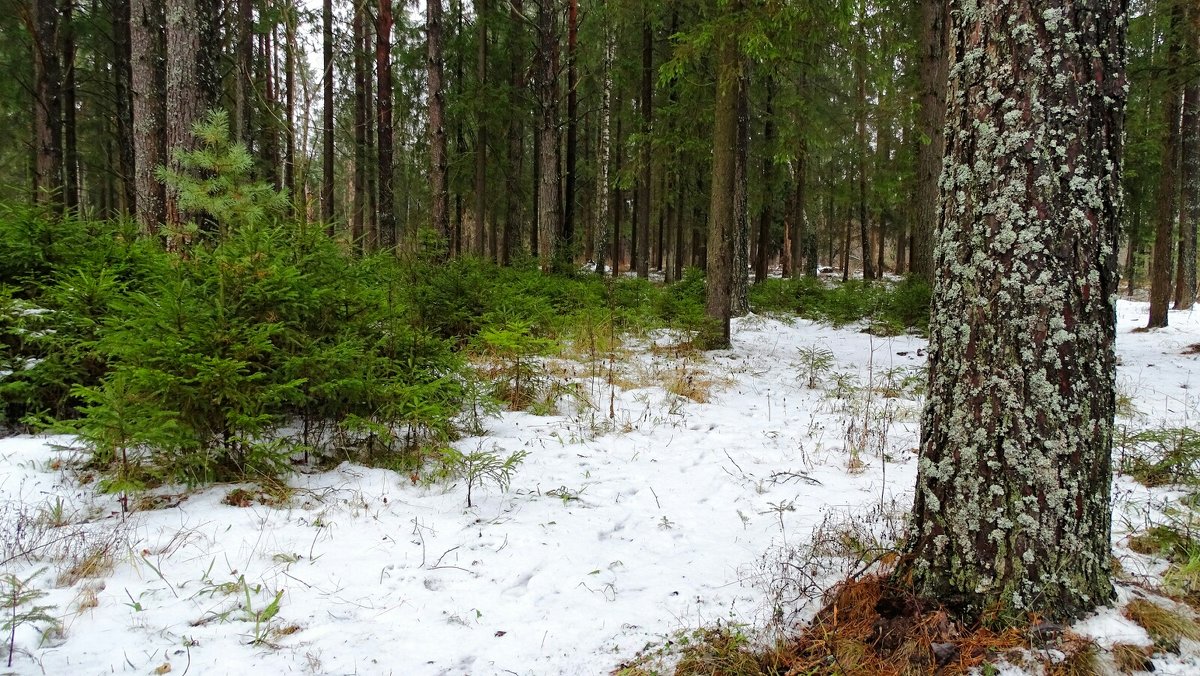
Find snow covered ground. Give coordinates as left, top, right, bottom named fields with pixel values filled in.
left=2, top=299, right=1200, bottom=675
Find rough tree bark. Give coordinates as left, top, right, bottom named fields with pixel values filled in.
left=353, top=0, right=367, bottom=249
left=1173, top=3, right=1198, bottom=310
left=427, top=0, right=450, bottom=245
left=165, top=0, right=201, bottom=235
left=378, top=0, right=396, bottom=251
left=474, top=0, right=488, bottom=258
left=730, top=61, right=750, bottom=317
left=321, top=0, right=335, bottom=228
left=562, top=0, right=578, bottom=260
left=635, top=14, right=652, bottom=278
left=594, top=23, right=613, bottom=276
left=1148, top=1, right=1183, bottom=328
left=534, top=0, right=560, bottom=271
left=704, top=26, right=741, bottom=349
left=131, top=0, right=166, bottom=231
left=755, top=77, right=775, bottom=285
left=112, top=0, right=136, bottom=215
left=31, top=0, right=63, bottom=210
left=896, top=0, right=1126, bottom=622
left=911, top=0, right=948, bottom=282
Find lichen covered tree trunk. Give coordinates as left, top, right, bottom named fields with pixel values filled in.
left=898, top=0, right=1126, bottom=623
left=703, top=31, right=741, bottom=349
left=427, top=0, right=450, bottom=245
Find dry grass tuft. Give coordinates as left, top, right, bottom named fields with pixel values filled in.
left=56, top=539, right=116, bottom=587
left=1110, top=642, right=1154, bottom=673
left=1123, top=598, right=1200, bottom=652
left=1045, top=638, right=1101, bottom=676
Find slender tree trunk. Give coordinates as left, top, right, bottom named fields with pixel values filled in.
left=704, top=28, right=741, bottom=348
left=594, top=23, right=613, bottom=276
left=474, top=0, right=488, bottom=257
left=131, top=0, right=165, bottom=231
left=165, top=0, right=200, bottom=239
left=612, top=114, right=623, bottom=277
left=112, top=0, right=136, bottom=215
left=1174, top=6, right=1199, bottom=310
left=635, top=15, right=652, bottom=278
left=534, top=0, right=560, bottom=270
left=1149, top=1, right=1184, bottom=328
left=284, top=0, right=296, bottom=213
left=562, top=0, right=578, bottom=260
left=377, top=0, right=396, bottom=251
left=352, top=0, right=367, bottom=250
left=235, top=0, right=253, bottom=145
left=730, top=61, right=750, bottom=316
left=897, top=0, right=1125, bottom=622
left=755, top=77, right=775, bottom=284
left=451, top=0, right=464, bottom=256
left=427, top=0, right=450, bottom=245
left=61, top=0, right=79, bottom=212
left=911, top=0, right=947, bottom=282
left=322, top=0, right=335, bottom=229
left=32, top=0, right=63, bottom=210
left=855, top=48, right=874, bottom=281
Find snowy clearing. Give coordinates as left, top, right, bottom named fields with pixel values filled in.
left=3, top=300, right=1200, bottom=675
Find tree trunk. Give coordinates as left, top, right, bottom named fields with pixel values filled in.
left=594, top=23, right=613, bottom=276
left=1148, top=1, right=1183, bottom=328
left=235, top=0, right=253, bottom=145
left=502, top=0, right=524, bottom=264
left=427, top=0, right=450, bottom=245
left=284, top=0, right=296, bottom=214
left=561, top=0, right=578, bottom=261
left=855, top=47, right=873, bottom=281
left=755, top=77, right=775, bottom=284
left=322, top=0, right=335, bottom=229
left=165, top=0, right=201, bottom=237
left=730, top=62, right=750, bottom=316
left=32, top=0, right=63, bottom=211
left=352, top=0, right=367, bottom=250
left=377, top=0, right=395, bottom=251
left=897, top=0, right=1125, bottom=623
left=112, top=0, right=136, bottom=215
left=612, top=114, right=623, bottom=276
left=131, top=0, right=165, bottom=232
left=1174, top=5, right=1199, bottom=310
left=635, top=15, right=652, bottom=278
left=61, top=0, right=79, bottom=212
left=704, top=29, right=740, bottom=348
left=474, top=0, right=488, bottom=257
left=534, top=0, right=560, bottom=271
left=911, top=0, right=947, bottom=282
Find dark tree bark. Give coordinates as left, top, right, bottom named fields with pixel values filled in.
left=1174, top=4, right=1199, bottom=310
left=131, top=0, right=165, bottom=231
left=61, top=0, right=78, bottom=212
left=353, top=0, right=367, bottom=250
left=502, top=0, right=524, bottom=265
left=165, top=0, right=201, bottom=236
left=31, top=0, right=63, bottom=210
left=378, top=0, right=396, bottom=251
left=730, top=62, right=750, bottom=316
left=235, top=0, right=253, bottom=145
left=321, top=0, right=335, bottom=229
left=635, top=14, right=652, bottom=278
left=854, top=46, right=873, bottom=280
left=612, top=114, right=623, bottom=276
left=474, top=0, right=488, bottom=257
left=562, top=0, right=578, bottom=259
left=452, top=0, right=464, bottom=256
left=755, top=77, right=775, bottom=285
left=284, top=0, right=296, bottom=213
left=112, top=0, right=136, bottom=215
left=911, top=0, right=948, bottom=282
left=195, top=0, right=219, bottom=109
left=897, top=0, right=1126, bottom=622
left=427, top=0, right=450, bottom=244
left=534, top=0, right=560, bottom=270
left=704, top=27, right=741, bottom=348
left=1148, top=1, right=1183, bottom=328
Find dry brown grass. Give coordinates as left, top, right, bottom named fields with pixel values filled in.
left=1123, top=598, right=1200, bottom=652
left=1110, top=642, right=1154, bottom=673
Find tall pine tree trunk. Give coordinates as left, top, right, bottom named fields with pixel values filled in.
left=704, top=26, right=741, bottom=348
left=165, top=0, right=200, bottom=238
left=854, top=46, right=874, bottom=280
left=427, top=0, right=450, bottom=245
left=911, top=0, right=947, bottom=282
left=112, top=0, right=136, bottom=215
left=534, top=0, right=560, bottom=270
left=1174, top=5, right=1199, bottom=310
left=474, top=0, right=488, bottom=257
left=131, top=0, right=165, bottom=231
left=377, top=0, right=396, bottom=251
left=755, top=77, right=775, bottom=284
left=594, top=23, right=613, bottom=276
left=61, top=0, right=79, bottom=211
left=730, top=61, right=750, bottom=317
left=31, top=0, right=63, bottom=210
left=635, top=15, right=652, bottom=278
left=897, top=0, right=1125, bottom=622
left=352, top=0, right=367, bottom=250
left=1148, top=1, right=1183, bottom=328
left=562, top=0, right=578, bottom=260
left=321, top=0, right=335, bottom=229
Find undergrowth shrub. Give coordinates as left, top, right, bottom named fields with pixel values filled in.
left=748, top=274, right=931, bottom=333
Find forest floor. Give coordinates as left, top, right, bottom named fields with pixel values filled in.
left=3, top=298, right=1200, bottom=675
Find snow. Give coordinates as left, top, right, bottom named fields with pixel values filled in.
left=2, top=299, right=1200, bottom=674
